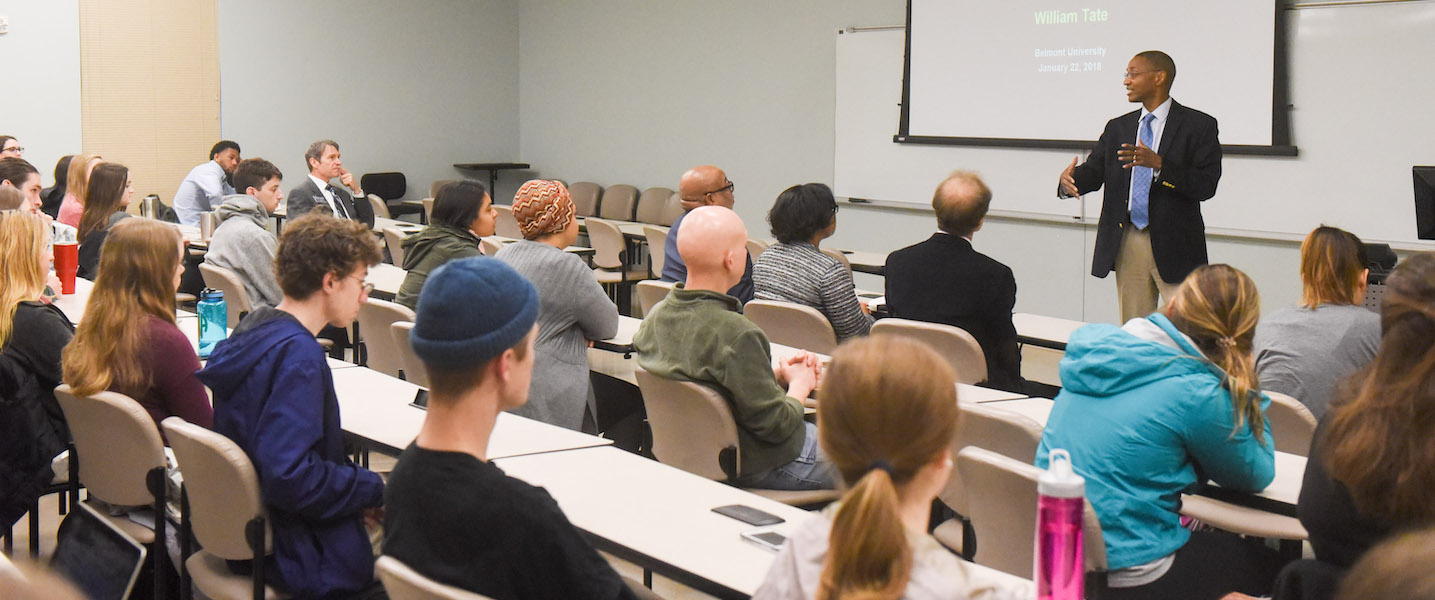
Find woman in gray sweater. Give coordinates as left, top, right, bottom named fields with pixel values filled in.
left=495, top=180, right=617, bottom=431
left=752, top=183, right=872, bottom=341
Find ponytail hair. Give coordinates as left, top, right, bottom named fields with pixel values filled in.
left=816, top=335, right=960, bottom=600
left=1166, top=264, right=1266, bottom=444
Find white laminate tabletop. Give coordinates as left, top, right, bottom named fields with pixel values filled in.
left=957, top=384, right=1028, bottom=403
left=330, top=366, right=612, bottom=458
left=486, top=235, right=594, bottom=255
left=54, top=278, right=195, bottom=324
left=373, top=217, right=423, bottom=233
left=365, top=263, right=408, bottom=297
left=1013, top=313, right=1087, bottom=349
left=494, top=445, right=812, bottom=597
left=832, top=248, right=887, bottom=271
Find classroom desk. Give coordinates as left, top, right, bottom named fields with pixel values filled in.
left=831, top=248, right=887, bottom=276
left=52, top=278, right=196, bottom=325
left=329, top=366, right=612, bottom=458
left=493, top=445, right=810, bottom=599
left=1012, top=313, right=1086, bottom=351
left=576, top=217, right=650, bottom=241
left=365, top=263, right=408, bottom=300
left=591, top=314, right=641, bottom=354
left=174, top=315, right=355, bottom=370
left=487, top=235, right=595, bottom=256
left=979, top=396, right=1307, bottom=515
left=373, top=217, right=423, bottom=234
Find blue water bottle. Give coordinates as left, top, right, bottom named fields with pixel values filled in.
left=197, top=288, right=228, bottom=358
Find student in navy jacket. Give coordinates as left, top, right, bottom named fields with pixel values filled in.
left=199, top=214, right=385, bottom=598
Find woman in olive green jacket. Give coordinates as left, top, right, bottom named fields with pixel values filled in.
left=395, top=180, right=497, bottom=309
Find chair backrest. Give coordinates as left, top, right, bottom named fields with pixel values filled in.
left=368, top=193, right=391, bottom=219
left=391, top=321, right=428, bottom=387
left=421, top=197, right=435, bottom=222
left=360, top=172, right=407, bottom=202
left=642, top=225, right=669, bottom=274
left=479, top=238, right=503, bottom=256
left=383, top=227, right=410, bottom=266
left=160, top=417, right=272, bottom=560
left=376, top=555, right=493, bottom=600
left=584, top=217, right=627, bottom=270
left=359, top=298, right=418, bottom=379
left=198, top=262, right=252, bottom=329
left=939, top=403, right=1044, bottom=516
left=568, top=182, right=603, bottom=217
left=821, top=248, right=853, bottom=276
left=636, top=280, right=675, bottom=316
left=635, top=187, right=675, bottom=224
left=598, top=184, right=640, bottom=221
left=659, top=191, right=686, bottom=226
left=429, top=179, right=459, bottom=198
left=492, top=204, right=523, bottom=238
left=634, top=367, right=742, bottom=481
left=1265, top=391, right=1317, bottom=456
left=746, top=238, right=769, bottom=261
left=53, top=386, right=166, bottom=507
left=871, top=318, right=988, bottom=385
left=744, top=299, right=838, bottom=355
left=957, top=447, right=1107, bottom=579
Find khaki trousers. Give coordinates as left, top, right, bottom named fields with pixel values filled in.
left=1115, top=226, right=1181, bottom=323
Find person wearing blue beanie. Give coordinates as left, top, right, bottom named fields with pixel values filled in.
left=383, top=256, right=647, bottom=599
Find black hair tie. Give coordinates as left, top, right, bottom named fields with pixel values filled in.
left=867, top=459, right=896, bottom=476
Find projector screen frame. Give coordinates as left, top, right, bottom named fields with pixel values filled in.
left=894, top=0, right=1298, bottom=157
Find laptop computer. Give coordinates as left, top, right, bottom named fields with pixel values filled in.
left=49, top=502, right=147, bottom=600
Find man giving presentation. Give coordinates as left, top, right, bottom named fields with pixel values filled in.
left=1059, top=50, right=1222, bottom=322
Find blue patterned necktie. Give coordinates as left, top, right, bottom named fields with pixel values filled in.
left=1130, top=112, right=1156, bottom=229
left=326, top=185, right=349, bottom=220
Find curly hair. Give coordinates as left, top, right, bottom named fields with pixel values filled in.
left=275, top=214, right=382, bottom=300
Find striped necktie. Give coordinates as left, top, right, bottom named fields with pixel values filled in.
left=326, top=185, right=349, bottom=220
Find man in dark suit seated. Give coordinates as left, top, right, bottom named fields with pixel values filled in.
left=285, top=139, right=375, bottom=229
left=885, top=171, right=1023, bottom=392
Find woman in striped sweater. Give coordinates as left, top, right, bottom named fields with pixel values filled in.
left=752, top=183, right=872, bottom=341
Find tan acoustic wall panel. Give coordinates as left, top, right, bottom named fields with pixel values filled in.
left=79, top=0, right=220, bottom=209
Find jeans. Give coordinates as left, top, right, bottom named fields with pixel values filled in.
left=741, top=422, right=837, bottom=491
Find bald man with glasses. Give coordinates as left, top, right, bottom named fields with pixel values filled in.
left=660, top=165, right=754, bottom=303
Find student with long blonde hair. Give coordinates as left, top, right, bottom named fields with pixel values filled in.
left=62, top=218, right=211, bottom=430
left=0, top=211, right=74, bottom=529
left=1253, top=226, right=1380, bottom=418
left=1037, top=264, right=1282, bottom=600
left=75, top=161, right=133, bottom=279
left=755, top=335, right=1032, bottom=600
left=56, top=153, right=102, bottom=228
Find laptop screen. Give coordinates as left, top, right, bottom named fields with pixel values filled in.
left=49, top=502, right=147, bottom=600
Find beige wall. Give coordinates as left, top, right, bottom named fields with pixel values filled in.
left=79, top=0, right=220, bottom=207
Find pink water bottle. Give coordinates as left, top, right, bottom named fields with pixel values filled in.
left=1036, top=449, right=1085, bottom=600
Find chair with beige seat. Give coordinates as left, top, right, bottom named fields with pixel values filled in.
left=932, top=402, right=1045, bottom=559
left=820, top=248, right=852, bottom=276
left=376, top=556, right=491, bottom=600
left=635, top=280, right=675, bottom=316
left=492, top=204, right=523, bottom=239
left=479, top=238, right=503, bottom=256
left=658, top=192, right=685, bottom=226
left=598, top=184, right=640, bottom=221
left=161, top=417, right=288, bottom=600
left=429, top=179, right=459, bottom=199
left=870, top=317, right=988, bottom=385
left=957, top=447, right=1109, bottom=592
left=634, top=187, right=675, bottom=225
left=390, top=321, right=429, bottom=388
left=1265, top=391, right=1317, bottom=456
left=567, top=182, right=603, bottom=217
left=641, top=225, right=669, bottom=277
left=358, top=298, right=417, bottom=379
left=367, top=194, right=391, bottom=220
left=634, top=367, right=840, bottom=508
left=199, top=263, right=254, bottom=329
left=586, top=218, right=651, bottom=312
left=746, top=238, right=768, bottom=262
left=743, top=299, right=837, bottom=355
left=382, top=227, right=411, bottom=267
left=53, top=385, right=172, bottom=599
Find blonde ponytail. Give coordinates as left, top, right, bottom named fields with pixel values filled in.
left=819, top=468, right=911, bottom=600
left=1167, top=264, right=1267, bottom=444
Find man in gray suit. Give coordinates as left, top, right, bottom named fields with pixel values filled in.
left=285, top=139, right=375, bottom=229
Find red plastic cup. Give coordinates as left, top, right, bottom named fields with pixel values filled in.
left=53, top=241, right=78, bottom=294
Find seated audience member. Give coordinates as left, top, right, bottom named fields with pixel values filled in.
left=206, top=158, right=285, bottom=308
left=755, top=335, right=1034, bottom=600
left=1253, top=226, right=1379, bottom=419
left=56, top=153, right=102, bottom=228
left=495, top=180, right=618, bottom=431
left=172, top=140, right=240, bottom=226
left=752, top=183, right=872, bottom=341
left=1335, top=528, right=1435, bottom=600
left=383, top=257, right=645, bottom=600
left=660, top=165, right=754, bottom=303
left=634, top=206, right=833, bottom=490
left=197, top=215, right=385, bottom=599
left=75, top=162, right=133, bottom=279
left=286, top=139, right=374, bottom=229
left=395, top=180, right=494, bottom=309
left=885, top=171, right=1022, bottom=392
left=0, top=211, right=74, bottom=532
left=1, top=157, right=76, bottom=242
left=0, top=136, right=21, bottom=159
left=1037, top=264, right=1281, bottom=600
left=61, top=218, right=211, bottom=430
left=1298, top=253, right=1435, bottom=573
left=41, top=155, right=72, bottom=219
left=0, top=185, right=24, bottom=211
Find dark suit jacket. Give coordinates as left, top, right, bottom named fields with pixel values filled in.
left=1066, top=100, right=1222, bottom=283
left=884, top=233, right=1022, bottom=392
left=286, top=176, right=375, bottom=229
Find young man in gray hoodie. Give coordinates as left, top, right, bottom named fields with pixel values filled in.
left=206, top=158, right=285, bottom=308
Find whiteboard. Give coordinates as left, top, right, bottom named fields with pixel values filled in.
left=835, top=2, right=1435, bottom=243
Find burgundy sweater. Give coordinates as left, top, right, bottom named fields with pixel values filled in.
left=121, top=315, right=212, bottom=431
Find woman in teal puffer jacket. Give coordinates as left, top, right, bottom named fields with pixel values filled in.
left=1037, top=264, right=1283, bottom=600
